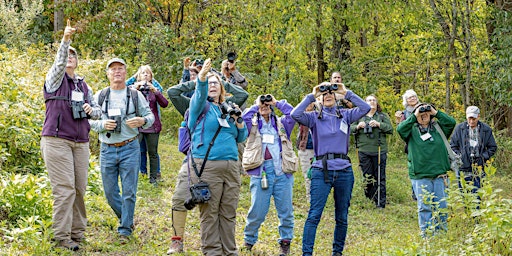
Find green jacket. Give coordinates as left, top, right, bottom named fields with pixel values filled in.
left=396, top=111, right=456, bottom=179
left=350, top=112, right=393, bottom=153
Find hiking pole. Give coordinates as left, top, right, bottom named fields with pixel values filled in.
left=377, top=144, right=381, bottom=207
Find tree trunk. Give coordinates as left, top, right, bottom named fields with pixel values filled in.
left=54, top=0, right=63, bottom=33
left=316, top=2, right=325, bottom=84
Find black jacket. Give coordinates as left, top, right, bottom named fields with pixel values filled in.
left=450, top=121, right=497, bottom=172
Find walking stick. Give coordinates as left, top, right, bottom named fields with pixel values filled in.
left=377, top=124, right=382, bottom=208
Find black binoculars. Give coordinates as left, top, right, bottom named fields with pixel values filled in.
left=220, top=101, right=241, bottom=118
left=195, top=59, right=204, bottom=66
left=364, top=123, right=373, bottom=134
left=419, top=105, right=432, bottom=113
left=260, top=94, right=272, bottom=103
left=108, top=116, right=122, bottom=133
left=71, top=101, right=88, bottom=120
left=319, top=84, right=339, bottom=93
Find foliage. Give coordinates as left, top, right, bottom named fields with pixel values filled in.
left=0, top=45, right=46, bottom=173
left=0, top=0, right=44, bottom=48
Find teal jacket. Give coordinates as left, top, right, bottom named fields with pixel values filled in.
left=396, top=111, right=456, bottom=179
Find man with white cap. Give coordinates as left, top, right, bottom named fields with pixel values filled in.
left=89, top=58, right=155, bottom=243
left=450, top=106, right=497, bottom=193
left=41, top=19, right=101, bottom=251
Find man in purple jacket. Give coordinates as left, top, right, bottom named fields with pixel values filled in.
left=291, top=82, right=370, bottom=256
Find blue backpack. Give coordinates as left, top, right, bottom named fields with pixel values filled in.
left=178, top=103, right=210, bottom=154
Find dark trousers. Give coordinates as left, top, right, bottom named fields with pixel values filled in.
left=358, top=151, right=387, bottom=208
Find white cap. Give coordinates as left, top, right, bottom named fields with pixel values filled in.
left=466, top=106, right=480, bottom=118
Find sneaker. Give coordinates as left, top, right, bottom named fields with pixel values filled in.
left=167, top=236, right=184, bottom=254
left=71, top=237, right=84, bottom=243
left=279, top=239, right=290, bottom=255
left=119, top=235, right=130, bottom=244
left=243, top=242, right=254, bottom=251
left=57, top=240, right=79, bottom=251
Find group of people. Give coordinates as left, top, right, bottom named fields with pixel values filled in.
left=41, top=20, right=497, bottom=255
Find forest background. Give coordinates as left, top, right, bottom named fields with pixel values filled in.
left=1, top=0, right=512, bottom=255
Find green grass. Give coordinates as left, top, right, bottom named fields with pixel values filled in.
left=2, top=133, right=512, bottom=255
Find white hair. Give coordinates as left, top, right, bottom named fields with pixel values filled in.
left=402, top=89, right=419, bottom=108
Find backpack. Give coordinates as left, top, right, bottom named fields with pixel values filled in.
left=178, top=103, right=210, bottom=154
left=98, top=87, right=140, bottom=116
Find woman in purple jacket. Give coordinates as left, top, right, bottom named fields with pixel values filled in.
left=132, top=65, right=169, bottom=185
left=291, top=82, right=370, bottom=256
left=241, top=94, right=296, bottom=255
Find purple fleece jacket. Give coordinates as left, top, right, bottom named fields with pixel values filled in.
left=243, top=100, right=296, bottom=176
left=291, top=91, right=370, bottom=171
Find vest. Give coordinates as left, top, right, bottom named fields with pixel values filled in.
left=42, top=73, right=91, bottom=142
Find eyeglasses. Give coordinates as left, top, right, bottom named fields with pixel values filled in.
left=319, top=84, right=338, bottom=93
left=68, top=53, right=77, bottom=59
left=407, top=95, right=417, bottom=100
left=208, top=81, right=220, bottom=86
left=260, top=94, right=272, bottom=103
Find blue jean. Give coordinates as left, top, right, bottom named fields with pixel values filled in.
left=302, top=166, right=354, bottom=256
left=244, top=160, right=294, bottom=245
left=411, top=178, right=448, bottom=236
left=100, top=139, right=140, bottom=236
left=139, top=136, right=160, bottom=174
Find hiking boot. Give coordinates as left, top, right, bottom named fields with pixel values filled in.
left=243, top=242, right=254, bottom=251
left=57, top=240, right=79, bottom=251
left=279, top=239, right=290, bottom=255
left=332, top=252, right=343, bottom=256
left=167, top=236, right=184, bottom=254
left=71, top=236, right=84, bottom=243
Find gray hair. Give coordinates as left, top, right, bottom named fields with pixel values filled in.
left=402, top=89, right=419, bottom=108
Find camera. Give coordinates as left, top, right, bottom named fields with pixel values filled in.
left=184, top=181, right=212, bottom=210
left=260, top=94, right=272, bottom=104
left=319, top=84, right=339, bottom=93
left=227, top=52, right=237, bottom=63
left=220, top=101, right=242, bottom=119
left=418, top=105, right=432, bottom=113
left=71, top=101, right=88, bottom=119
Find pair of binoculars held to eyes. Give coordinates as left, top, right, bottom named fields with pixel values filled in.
left=319, top=84, right=339, bottom=93
left=260, top=94, right=272, bottom=103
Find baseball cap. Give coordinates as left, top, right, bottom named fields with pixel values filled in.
left=466, top=106, right=480, bottom=118
left=106, top=58, right=127, bottom=70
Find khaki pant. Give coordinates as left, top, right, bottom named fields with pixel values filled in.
left=190, top=159, right=240, bottom=256
left=41, top=136, right=88, bottom=241
left=171, top=161, right=191, bottom=212
left=298, top=149, right=315, bottom=201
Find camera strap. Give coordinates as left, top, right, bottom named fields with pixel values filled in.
left=190, top=125, right=223, bottom=178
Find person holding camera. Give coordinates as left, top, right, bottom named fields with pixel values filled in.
left=89, top=58, right=154, bottom=243
left=397, top=103, right=456, bottom=237
left=41, top=19, right=101, bottom=251
left=221, top=52, right=248, bottom=90
left=186, top=59, right=247, bottom=255
left=128, top=65, right=169, bottom=185
left=180, top=57, right=204, bottom=84
left=450, top=106, right=497, bottom=195
left=126, top=66, right=164, bottom=179
left=291, top=82, right=370, bottom=256
left=165, top=65, right=248, bottom=254
left=350, top=95, right=393, bottom=208
left=241, top=94, right=296, bottom=255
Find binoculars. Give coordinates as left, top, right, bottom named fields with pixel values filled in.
left=220, top=101, right=241, bottom=118
left=418, top=105, right=432, bottom=113
left=319, top=84, right=339, bottom=93
left=260, top=94, right=272, bottom=103
left=71, top=101, right=88, bottom=120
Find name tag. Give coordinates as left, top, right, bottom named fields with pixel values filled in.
left=262, top=134, right=275, bottom=144
left=218, top=117, right=230, bottom=128
left=420, top=132, right=432, bottom=141
left=339, top=120, right=348, bottom=134
left=71, top=91, right=84, bottom=102
left=108, top=108, right=121, bottom=116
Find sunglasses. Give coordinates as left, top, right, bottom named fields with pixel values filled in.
left=319, top=84, right=338, bottom=93
left=260, top=94, right=272, bottom=103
